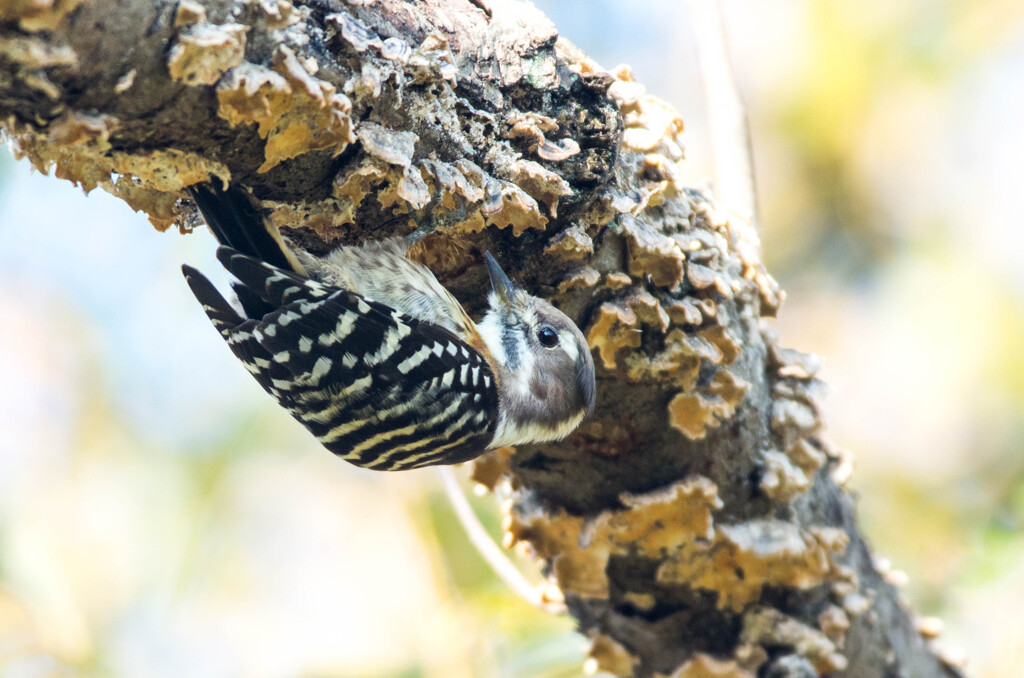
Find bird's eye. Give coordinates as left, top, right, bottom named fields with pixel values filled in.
left=537, top=325, right=559, bottom=348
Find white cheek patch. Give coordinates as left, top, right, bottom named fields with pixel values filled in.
left=559, top=333, right=579, bottom=362
left=490, top=408, right=586, bottom=448
left=509, top=342, right=535, bottom=396
left=480, top=312, right=536, bottom=395
left=476, top=314, right=507, bottom=367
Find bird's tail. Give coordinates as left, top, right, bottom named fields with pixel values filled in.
left=188, top=183, right=306, bottom=276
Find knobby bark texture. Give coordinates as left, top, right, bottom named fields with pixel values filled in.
left=0, top=1, right=965, bottom=676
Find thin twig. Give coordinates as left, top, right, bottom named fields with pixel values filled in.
left=687, top=0, right=758, bottom=225
left=436, top=466, right=567, bottom=614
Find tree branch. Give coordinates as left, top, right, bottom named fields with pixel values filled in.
left=0, top=1, right=962, bottom=675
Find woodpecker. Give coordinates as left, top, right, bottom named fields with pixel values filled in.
left=182, top=183, right=596, bottom=471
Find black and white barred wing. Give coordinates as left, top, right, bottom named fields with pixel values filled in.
left=182, top=248, right=499, bottom=470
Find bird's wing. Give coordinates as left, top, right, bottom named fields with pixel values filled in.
left=183, top=248, right=499, bottom=470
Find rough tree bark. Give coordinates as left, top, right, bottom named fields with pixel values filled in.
left=0, top=1, right=965, bottom=676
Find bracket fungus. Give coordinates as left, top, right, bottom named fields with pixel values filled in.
left=167, top=16, right=247, bottom=86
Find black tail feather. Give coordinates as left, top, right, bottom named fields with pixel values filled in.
left=215, top=247, right=322, bottom=309
left=189, top=183, right=296, bottom=273
left=231, top=280, right=275, bottom=319
left=181, top=264, right=244, bottom=337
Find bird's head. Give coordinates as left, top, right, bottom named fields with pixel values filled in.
left=476, top=252, right=596, bottom=448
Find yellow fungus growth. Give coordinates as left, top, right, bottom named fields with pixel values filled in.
left=665, top=298, right=703, bottom=326
left=215, top=47, right=356, bottom=173
left=586, top=303, right=641, bottom=370
left=0, top=0, right=86, bottom=31
left=627, top=291, right=670, bottom=332
left=544, top=225, right=594, bottom=260
left=620, top=217, right=685, bottom=288
left=507, top=477, right=723, bottom=600
left=508, top=158, right=572, bottom=218
left=586, top=634, right=639, bottom=678
left=217, top=63, right=292, bottom=129
left=667, top=370, right=750, bottom=440
left=759, top=450, right=811, bottom=502
left=257, top=0, right=302, bottom=30
left=45, top=111, right=116, bottom=149
left=557, top=267, right=602, bottom=294
left=604, top=272, right=633, bottom=290
left=357, top=122, right=417, bottom=167
left=167, top=21, right=247, bottom=86
left=657, top=520, right=848, bottom=611
left=261, top=47, right=355, bottom=172
left=468, top=447, right=515, bottom=492
left=818, top=605, right=851, bottom=646
left=621, top=591, right=656, bottom=611
left=740, top=608, right=849, bottom=675
left=660, top=655, right=755, bottom=678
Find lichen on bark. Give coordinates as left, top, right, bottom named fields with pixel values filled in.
left=0, top=1, right=964, bottom=676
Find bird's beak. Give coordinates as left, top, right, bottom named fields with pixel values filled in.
left=484, top=251, right=517, bottom=308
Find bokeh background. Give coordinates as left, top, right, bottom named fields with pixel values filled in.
left=2, top=0, right=1023, bottom=676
